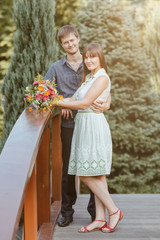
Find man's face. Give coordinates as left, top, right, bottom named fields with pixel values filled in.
left=61, top=33, right=79, bottom=55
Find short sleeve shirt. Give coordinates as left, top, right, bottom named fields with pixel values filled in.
left=45, top=56, right=83, bottom=128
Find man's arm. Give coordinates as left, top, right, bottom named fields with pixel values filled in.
left=44, top=63, right=57, bottom=82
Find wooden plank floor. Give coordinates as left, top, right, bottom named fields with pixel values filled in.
left=52, top=194, right=160, bottom=240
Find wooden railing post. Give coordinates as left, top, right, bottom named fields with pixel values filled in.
left=36, top=127, right=50, bottom=228
left=24, top=166, right=37, bottom=240
left=52, top=114, right=62, bottom=201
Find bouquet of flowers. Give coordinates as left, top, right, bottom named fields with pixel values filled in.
left=24, top=73, right=63, bottom=111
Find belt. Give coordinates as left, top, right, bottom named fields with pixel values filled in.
left=77, top=110, right=94, bottom=113
left=74, top=109, right=94, bottom=122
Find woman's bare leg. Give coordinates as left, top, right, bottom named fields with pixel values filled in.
left=80, top=175, right=121, bottom=229
left=95, top=195, right=105, bottom=220
left=80, top=175, right=117, bottom=213
left=80, top=195, right=106, bottom=231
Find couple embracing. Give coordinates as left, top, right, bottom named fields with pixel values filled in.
left=45, top=25, right=123, bottom=233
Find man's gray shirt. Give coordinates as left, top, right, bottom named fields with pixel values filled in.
left=45, top=56, right=83, bottom=128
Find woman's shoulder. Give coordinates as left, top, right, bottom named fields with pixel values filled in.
left=95, top=68, right=109, bottom=78
left=95, top=68, right=110, bottom=84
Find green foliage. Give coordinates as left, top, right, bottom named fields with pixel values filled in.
left=143, top=0, right=160, bottom=94
left=0, top=83, right=3, bottom=138
left=0, top=0, right=16, bottom=138
left=0, top=0, right=58, bottom=151
left=76, top=0, right=160, bottom=193
left=55, top=0, right=86, bottom=28
left=0, top=0, right=16, bottom=81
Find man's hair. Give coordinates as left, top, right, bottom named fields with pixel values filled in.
left=57, top=25, right=79, bottom=43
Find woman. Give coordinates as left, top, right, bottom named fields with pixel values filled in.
left=54, top=42, right=123, bottom=233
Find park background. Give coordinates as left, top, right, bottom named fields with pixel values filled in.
left=0, top=0, right=160, bottom=194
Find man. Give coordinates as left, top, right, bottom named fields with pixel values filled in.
left=45, top=25, right=111, bottom=227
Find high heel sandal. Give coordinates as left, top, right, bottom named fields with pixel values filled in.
left=102, top=209, right=123, bottom=233
left=78, top=219, right=107, bottom=233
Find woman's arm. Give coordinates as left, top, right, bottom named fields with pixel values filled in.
left=55, top=75, right=109, bottom=110
left=90, top=93, right=111, bottom=113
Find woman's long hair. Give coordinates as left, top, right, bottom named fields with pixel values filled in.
left=81, top=42, right=108, bottom=84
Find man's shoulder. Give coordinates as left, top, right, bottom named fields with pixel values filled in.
left=50, top=57, right=65, bottom=69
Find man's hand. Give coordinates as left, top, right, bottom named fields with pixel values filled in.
left=90, top=94, right=111, bottom=113
left=61, top=108, right=73, bottom=119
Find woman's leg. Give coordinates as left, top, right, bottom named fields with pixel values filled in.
left=80, top=195, right=106, bottom=232
left=95, top=195, right=105, bottom=220
left=80, top=175, right=121, bottom=229
left=80, top=175, right=117, bottom=213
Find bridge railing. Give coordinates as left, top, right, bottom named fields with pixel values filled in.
left=0, top=109, right=62, bottom=240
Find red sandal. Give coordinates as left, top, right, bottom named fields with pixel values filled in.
left=78, top=219, right=107, bottom=233
left=102, top=209, right=123, bottom=233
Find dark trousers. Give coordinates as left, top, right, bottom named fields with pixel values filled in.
left=61, top=126, right=96, bottom=218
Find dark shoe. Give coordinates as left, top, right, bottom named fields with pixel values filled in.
left=58, top=216, right=73, bottom=227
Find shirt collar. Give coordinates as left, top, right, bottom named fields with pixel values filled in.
left=62, top=55, right=83, bottom=68
left=62, top=56, right=67, bottom=65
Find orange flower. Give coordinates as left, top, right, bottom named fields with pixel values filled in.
left=43, top=107, right=46, bottom=112
left=29, top=107, right=32, bottom=111
left=29, top=95, right=32, bottom=99
left=59, top=95, right=63, bottom=100
left=37, top=86, right=44, bottom=92
left=44, top=90, right=51, bottom=96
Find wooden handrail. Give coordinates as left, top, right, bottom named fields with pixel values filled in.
left=0, top=109, right=62, bottom=240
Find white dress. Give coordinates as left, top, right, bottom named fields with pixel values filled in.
left=68, top=68, right=112, bottom=176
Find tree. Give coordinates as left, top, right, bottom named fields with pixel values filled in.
left=76, top=0, right=160, bottom=193
left=143, top=0, right=160, bottom=94
left=0, top=0, right=58, bottom=151
left=0, top=0, right=16, bottom=138
left=55, top=0, right=87, bottom=28
left=0, top=0, right=16, bottom=82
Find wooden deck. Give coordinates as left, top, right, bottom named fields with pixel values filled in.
left=52, top=194, right=160, bottom=240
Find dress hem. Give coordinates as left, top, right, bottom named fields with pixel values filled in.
left=68, top=172, right=111, bottom=176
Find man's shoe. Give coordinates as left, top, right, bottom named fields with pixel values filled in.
left=58, top=216, right=73, bottom=227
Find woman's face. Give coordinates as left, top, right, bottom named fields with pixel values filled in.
left=84, top=51, right=101, bottom=73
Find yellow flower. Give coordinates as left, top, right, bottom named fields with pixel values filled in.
left=43, top=107, right=46, bottom=112
left=29, top=107, right=32, bottom=111
left=59, top=95, right=63, bottom=100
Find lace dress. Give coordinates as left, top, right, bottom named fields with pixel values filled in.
left=68, top=68, right=112, bottom=176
